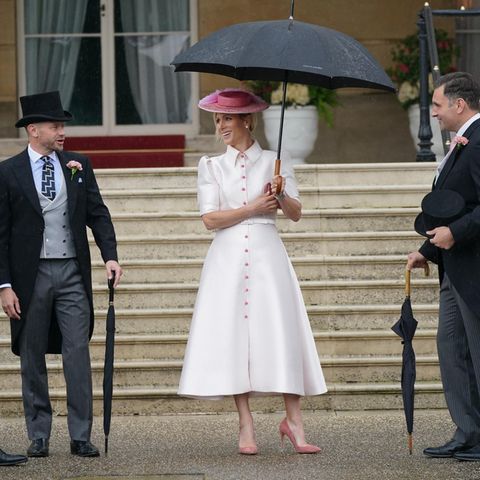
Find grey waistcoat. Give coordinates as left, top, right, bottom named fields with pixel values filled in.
left=37, top=177, right=76, bottom=259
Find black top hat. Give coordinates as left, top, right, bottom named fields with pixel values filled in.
left=15, top=91, right=73, bottom=128
left=414, top=189, right=466, bottom=237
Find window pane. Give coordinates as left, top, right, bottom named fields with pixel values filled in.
left=68, top=38, right=102, bottom=125
left=114, top=0, right=189, bottom=33
left=25, top=37, right=102, bottom=126
left=24, top=0, right=93, bottom=35
left=115, top=35, right=191, bottom=124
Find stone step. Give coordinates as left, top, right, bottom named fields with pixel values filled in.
left=0, top=381, right=446, bottom=416
left=0, top=329, right=438, bottom=363
left=293, top=163, right=436, bottom=187
left=96, top=167, right=198, bottom=190
left=0, top=354, right=441, bottom=391
left=93, top=163, right=436, bottom=190
left=88, top=278, right=437, bottom=310
left=90, top=231, right=423, bottom=260
left=0, top=303, right=439, bottom=337
left=91, top=254, right=437, bottom=284
left=102, top=185, right=430, bottom=213
left=108, top=207, right=421, bottom=236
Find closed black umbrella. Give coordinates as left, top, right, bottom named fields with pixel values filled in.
left=391, top=265, right=429, bottom=454
left=171, top=0, right=395, bottom=188
left=103, top=273, right=116, bottom=455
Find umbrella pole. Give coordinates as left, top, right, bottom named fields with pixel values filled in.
left=274, top=76, right=289, bottom=193
left=408, top=432, right=413, bottom=455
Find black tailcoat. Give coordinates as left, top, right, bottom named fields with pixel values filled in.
left=419, top=118, right=480, bottom=313
left=0, top=149, right=118, bottom=355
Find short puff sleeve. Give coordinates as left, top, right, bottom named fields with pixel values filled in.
left=197, top=156, right=220, bottom=216
left=280, top=151, right=300, bottom=200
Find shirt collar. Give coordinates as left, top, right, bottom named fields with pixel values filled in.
left=28, top=144, right=59, bottom=164
left=225, top=140, right=263, bottom=166
left=457, top=112, right=480, bottom=137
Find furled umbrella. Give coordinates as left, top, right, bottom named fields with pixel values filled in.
left=171, top=0, right=395, bottom=190
left=103, top=273, right=116, bottom=455
left=391, top=265, right=429, bottom=454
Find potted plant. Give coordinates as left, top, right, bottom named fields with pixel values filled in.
left=387, top=28, right=459, bottom=158
left=245, top=80, right=338, bottom=163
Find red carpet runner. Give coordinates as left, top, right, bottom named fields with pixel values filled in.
left=64, top=135, right=185, bottom=168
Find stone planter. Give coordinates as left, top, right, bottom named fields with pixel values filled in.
left=262, top=105, right=318, bottom=164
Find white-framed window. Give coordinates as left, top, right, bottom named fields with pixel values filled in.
left=17, top=0, right=199, bottom=135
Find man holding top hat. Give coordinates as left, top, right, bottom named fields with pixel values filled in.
left=0, top=91, right=122, bottom=457
left=407, top=72, right=480, bottom=461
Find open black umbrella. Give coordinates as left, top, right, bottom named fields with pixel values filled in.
left=103, top=273, right=116, bottom=455
left=171, top=0, right=395, bottom=190
left=391, top=265, right=429, bottom=454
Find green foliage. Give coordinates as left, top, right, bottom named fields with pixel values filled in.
left=386, top=28, right=459, bottom=109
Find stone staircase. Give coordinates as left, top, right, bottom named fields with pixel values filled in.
left=0, top=159, right=444, bottom=415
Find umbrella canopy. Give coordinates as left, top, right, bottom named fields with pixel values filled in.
left=391, top=266, right=429, bottom=454
left=171, top=5, right=395, bottom=185
left=103, top=274, right=116, bottom=455
left=171, top=19, right=395, bottom=91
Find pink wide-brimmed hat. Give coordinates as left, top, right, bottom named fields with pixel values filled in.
left=198, top=88, right=269, bottom=114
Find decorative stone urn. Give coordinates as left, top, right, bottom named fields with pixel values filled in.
left=262, top=105, right=318, bottom=164
left=407, top=104, right=448, bottom=161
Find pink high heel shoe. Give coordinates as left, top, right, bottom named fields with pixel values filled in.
left=279, top=418, right=321, bottom=454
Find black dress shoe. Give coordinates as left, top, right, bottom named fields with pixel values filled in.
left=0, top=449, right=28, bottom=466
left=70, top=440, right=100, bottom=457
left=454, top=444, right=480, bottom=461
left=423, top=439, right=470, bottom=458
left=27, top=438, right=49, bottom=457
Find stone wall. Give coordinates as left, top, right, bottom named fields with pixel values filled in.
left=0, top=0, right=17, bottom=137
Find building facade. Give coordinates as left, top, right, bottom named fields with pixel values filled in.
left=0, top=0, right=459, bottom=162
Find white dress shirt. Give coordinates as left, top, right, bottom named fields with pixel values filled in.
left=435, top=112, right=480, bottom=182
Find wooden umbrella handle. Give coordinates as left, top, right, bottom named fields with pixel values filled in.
left=405, top=263, right=430, bottom=297
left=405, top=268, right=411, bottom=298
left=274, top=159, right=283, bottom=194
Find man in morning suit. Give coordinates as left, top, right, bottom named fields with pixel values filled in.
left=0, top=91, right=123, bottom=458
left=407, top=72, right=480, bottom=461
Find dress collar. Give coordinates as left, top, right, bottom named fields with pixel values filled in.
left=225, top=140, right=263, bottom=166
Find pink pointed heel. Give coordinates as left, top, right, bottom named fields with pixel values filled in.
left=279, top=418, right=321, bottom=454
left=238, top=445, right=258, bottom=455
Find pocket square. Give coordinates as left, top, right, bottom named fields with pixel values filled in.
left=78, top=178, right=83, bottom=183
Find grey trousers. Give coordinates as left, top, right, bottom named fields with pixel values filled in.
left=438, top=274, right=480, bottom=445
left=19, top=259, right=92, bottom=441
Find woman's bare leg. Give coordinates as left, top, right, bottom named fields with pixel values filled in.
left=283, top=393, right=309, bottom=446
left=234, top=393, right=257, bottom=450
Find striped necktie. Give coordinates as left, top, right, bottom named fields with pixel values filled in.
left=41, top=156, right=56, bottom=201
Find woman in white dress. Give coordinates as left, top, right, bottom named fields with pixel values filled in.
left=178, top=88, right=327, bottom=455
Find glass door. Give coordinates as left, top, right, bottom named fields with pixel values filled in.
left=17, top=0, right=197, bottom=135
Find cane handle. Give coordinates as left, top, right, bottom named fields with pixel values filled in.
left=405, top=263, right=430, bottom=297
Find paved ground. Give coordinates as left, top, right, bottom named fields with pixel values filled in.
left=2, top=410, right=480, bottom=480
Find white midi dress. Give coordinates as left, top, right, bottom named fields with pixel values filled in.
left=178, top=141, right=327, bottom=399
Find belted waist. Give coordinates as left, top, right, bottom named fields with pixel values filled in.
left=240, top=217, right=276, bottom=225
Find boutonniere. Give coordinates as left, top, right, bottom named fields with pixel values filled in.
left=453, top=135, right=469, bottom=150
left=66, top=160, right=83, bottom=180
